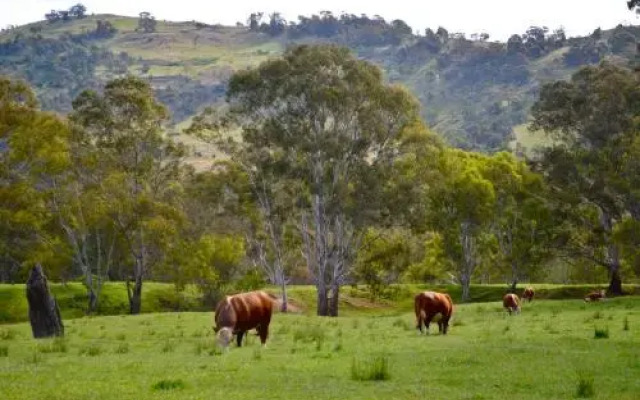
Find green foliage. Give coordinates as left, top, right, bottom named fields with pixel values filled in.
left=575, top=374, right=595, bottom=398
left=354, top=228, right=425, bottom=299
left=152, top=379, right=185, bottom=391
left=0, top=328, right=16, bottom=340
left=37, top=337, right=68, bottom=353
left=351, top=355, right=390, bottom=381
left=163, top=234, right=245, bottom=303
left=531, top=63, right=640, bottom=293
left=594, top=326, right=609, bottom=339
left=114, top=343, right=129, bottom=354
left=78, top=344, right=102, bottom=356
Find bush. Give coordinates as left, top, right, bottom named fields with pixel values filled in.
left=152, top=379, right=185, bottom=391
left=351, top=355, right=390, bottom=381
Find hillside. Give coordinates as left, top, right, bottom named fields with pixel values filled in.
left=1, top=13, right=639, bottom=156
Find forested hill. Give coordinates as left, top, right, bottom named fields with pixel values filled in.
left=1, top=12, right=639, bottom=151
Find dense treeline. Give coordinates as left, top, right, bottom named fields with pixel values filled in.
left=1, top=44, right=639, bottom=317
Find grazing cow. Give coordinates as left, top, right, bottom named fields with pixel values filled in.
left=213, top=290, right=275, bottom=347
left=522, top=287, right=535, bottom=302
left=414, top=291, right=454, bottom=335
left=503, top=293, right=521, bottom=314
left=584, top=290, right=606, bottom=302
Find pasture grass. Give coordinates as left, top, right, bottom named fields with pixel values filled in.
left=0, top=298, right=639, bottom=399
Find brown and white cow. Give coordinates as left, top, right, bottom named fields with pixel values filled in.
left=522, top=287, right=535, bottom=302
left=584, top=290, right=606, bottom=302
left=213, top=290, right=275, bottom=347
left=414, top=291, right=454, bottom=335
left=503, top=293, right=521, bottom=314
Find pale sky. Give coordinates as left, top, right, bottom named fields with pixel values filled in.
left=1, top=0, right=638, bottom=41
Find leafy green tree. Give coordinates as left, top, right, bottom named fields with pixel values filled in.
left=191, top=45, right=427, bottom=316
left=70, top=76, right=186, bottom=313
left=69, top=4, right=87, bottom=19
left=484, top=152, right=555, bottom=288
left=163, top=234, right=244, bottom=304
left=138, top=12, right=157, bottom=33
left=353, top=228, right=421, bottom=299
left=426, top=149, right=496, bottom=301
left=0, top=77, right=71, bottom=282
left=530, top=63, right=640, bottom=294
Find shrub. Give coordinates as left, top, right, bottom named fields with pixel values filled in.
left=351, top=355, right=390, bottom=381
left=152, top=379, right=185, bottom=391
left=594, top=326, right=609, bottom=339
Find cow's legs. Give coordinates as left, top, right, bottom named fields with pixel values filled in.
left=424, top=315, right=434, bottom=334
left=257, top=324, right=269, bottom=345
left=441, top=317, right=450, bottom=335
left=236, top=330, right=246, bottom=347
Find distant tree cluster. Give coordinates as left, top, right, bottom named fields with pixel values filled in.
left=45, top=3, right=87, bottom=23
left=137, top=12, right=157, bottom=33
left=244, top=11, right=413, bottom=45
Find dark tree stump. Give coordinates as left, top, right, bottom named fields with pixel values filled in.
left=26, top=264, right=64, bottom=338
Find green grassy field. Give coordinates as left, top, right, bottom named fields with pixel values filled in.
left=1, top=296, right=639, bottom=399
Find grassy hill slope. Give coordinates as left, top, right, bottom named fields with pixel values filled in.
left=1, top=14, right=639, bottom=157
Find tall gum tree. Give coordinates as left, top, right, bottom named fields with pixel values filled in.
left=70, top=76, right=186, bottom=314
left=191, top=45, right=430, bottom=316
left=530, top=63, right=640, bottom=295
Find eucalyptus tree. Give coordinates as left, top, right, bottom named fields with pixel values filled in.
left=191, top=45, right=429, bottom=316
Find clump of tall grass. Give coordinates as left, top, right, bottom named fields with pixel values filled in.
left=37, top=337, right=68, bottom=353
left=115, top=343, right=129, bottom=354
left=351, top=355, right=390, bottom=381
left=293, top=325, right=326, bottom=351
left=392, top=318, right=411, bottom=331
left=0, top=328, right=16, bottom=341
left=161, top=341, right=175, bottom=353
left=79, top=344, right=102, bottom=356
left=593, top=326, right=609, bottom=339
left=0, top=344, right=8, bottom=357
left=152, top=379, right=185, bottom=391
left=623, top=316, right=630, bottom=331
left=575, top=374, right=595, bottom=398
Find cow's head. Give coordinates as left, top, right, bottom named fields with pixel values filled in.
left=216, top=327, right=233, bottom=348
